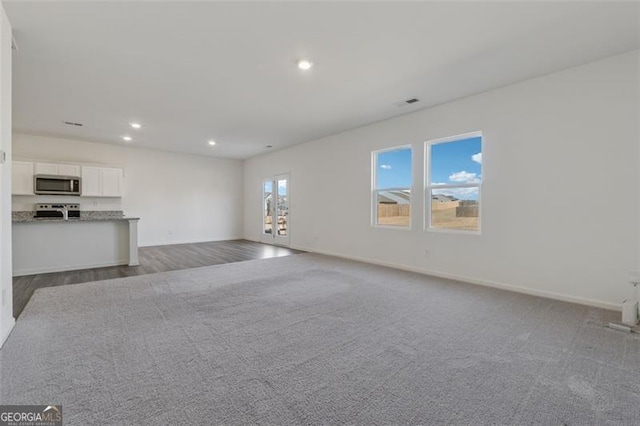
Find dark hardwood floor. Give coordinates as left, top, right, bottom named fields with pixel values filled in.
left=13, top=239, right=304, bottom=318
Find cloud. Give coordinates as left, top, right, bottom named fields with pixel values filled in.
left=380, top=164, right=392, bottom=170
left=433, top=186, right=479, bottom=200
left=449, top=171, right=480, bottom=183
left=472, top=152, right=482, bottom=164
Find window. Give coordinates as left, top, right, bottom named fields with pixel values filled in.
left=426, top=132, right=482, bottom=232
left=263, top=180, right=273, bottom=234
left=276, top=178, right=288, bottom=236
left=372, top=146, right=412, bottom=227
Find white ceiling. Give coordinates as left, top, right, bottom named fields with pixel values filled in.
left=4, top=1, right=639, bottom=160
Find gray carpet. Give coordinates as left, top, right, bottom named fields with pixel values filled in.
left=2, top=253, right=640, bottom=425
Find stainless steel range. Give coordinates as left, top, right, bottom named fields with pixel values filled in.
left=34, top=203, right=81, bottom=220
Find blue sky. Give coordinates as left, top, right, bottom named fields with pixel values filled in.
left=376, top=148, right=412, bottom=189
left=376, top=136, right=482, bottom=190
left=278, top=180, right=287, bottom=196
left=264, top=180, right=288, bottom=196
left=430, top=136, right=482, bottom=185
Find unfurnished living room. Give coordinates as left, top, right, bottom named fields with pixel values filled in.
left=0, top=1, right=639, bottom=425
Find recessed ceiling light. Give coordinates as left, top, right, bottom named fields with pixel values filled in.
left=297, top=60, right=313, bottom=70
left=122, top=136, right=132, bottom=142
left=208, top=140, right=216, bottom=146
left=130, top=122, right=142, bottom=129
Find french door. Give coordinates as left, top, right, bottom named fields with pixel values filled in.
left=261, top=174, right=290, bottom=246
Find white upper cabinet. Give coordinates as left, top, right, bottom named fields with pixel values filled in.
left=101, top=168, right=123, bottom=197
left=58, top=164, right=81, bottom=177
left=82, top=166, right=123, bottom=197
left=35, top=162, right=81, bottom=177
left=81, top=166, right=102, bottom=196
left=12, top=161, right=34, bottom=195
left=13, top=160, right=123, bottom=198
left=34, top=162, right=58, bottom=175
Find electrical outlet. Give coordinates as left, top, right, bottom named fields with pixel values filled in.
left=424, top=249, right=429, bottom=257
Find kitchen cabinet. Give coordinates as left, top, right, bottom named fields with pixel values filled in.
left=12, top=161, right=34, bottom=195
left=34, top=162, right=57, bottom=175
left=81, top=167, right=101, bottom=196
left=82, top=166, right=123, bottom=197
left=12, top=159, right=123, bottom=198
left=35, top=162, right=81, bottom=177
left=13, top=218, right=140, bottom=275
left=101, top=168, right=123, bottom=196
left=59, top=164, right=82, bottom=176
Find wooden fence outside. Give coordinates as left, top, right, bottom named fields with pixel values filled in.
left=378, top=204, right=411, bottom=218
left=379, top=200, right=476, bottom=218
left=431, top=201, right=460, bottom=211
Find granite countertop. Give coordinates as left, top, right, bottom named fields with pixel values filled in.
left=12, top=210, right=140, bottom=223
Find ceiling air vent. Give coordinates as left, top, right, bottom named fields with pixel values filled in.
left=62, top=121, right=83, bottom=127
left=393, top=97, right=420, bottom=107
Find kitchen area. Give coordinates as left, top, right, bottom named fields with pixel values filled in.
left=11, top=160, right=139, bottom=276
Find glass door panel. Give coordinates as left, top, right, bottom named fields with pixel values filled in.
left=263, top=180, right=273, bottom=235
left=276, top=179, right=288, bottom=237
left=261, top=175, right=290, bottom=246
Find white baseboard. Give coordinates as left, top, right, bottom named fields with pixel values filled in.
left=0, top=317, right=16, bottom=349
left=13, top=259, right=129, bottom=277
left=289, top=244, right=622, bottom=312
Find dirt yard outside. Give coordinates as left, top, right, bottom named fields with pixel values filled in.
left=376, top=205, right=478, bottom=230
left=431, top=207, right=478, bottom=231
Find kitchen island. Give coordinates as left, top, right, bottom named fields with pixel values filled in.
left=12, top=211, right=139, bottom=276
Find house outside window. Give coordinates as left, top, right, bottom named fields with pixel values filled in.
left=426, top=132, right=482, bottom=233
left=372, top=146, right=412, bottom=228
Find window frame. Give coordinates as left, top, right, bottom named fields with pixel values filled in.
left=371, top=144, right=413, bottom=230
left=424, top=131, right=483, bottom=235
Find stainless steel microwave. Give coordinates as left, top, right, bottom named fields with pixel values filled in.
left=34, top=175, right=82, bottom=196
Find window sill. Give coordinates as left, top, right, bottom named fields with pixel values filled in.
left=372, top=224, right=413, bottom=231
left=425, top=227, right=481, bottom=236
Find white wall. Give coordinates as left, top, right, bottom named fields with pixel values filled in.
left=244, top=50, right=640, bottom=310
left=13, top=134, right=244, bottom=246
left=0, top=4, right=13, bottom=346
